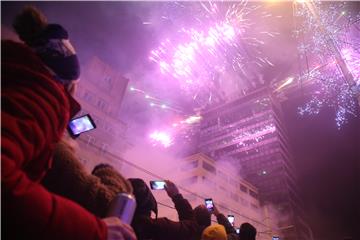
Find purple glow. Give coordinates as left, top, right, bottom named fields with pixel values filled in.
left=149, top=130, right=173, bottom=148
left=149, top=1, right=276, bottom=108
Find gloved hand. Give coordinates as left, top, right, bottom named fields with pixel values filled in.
left=102, top=217, right=137, bottom=240
left=164, top=180, right=179, bottom=198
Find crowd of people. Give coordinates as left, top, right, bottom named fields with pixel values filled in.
left=2, top=6, right=257, bottom=240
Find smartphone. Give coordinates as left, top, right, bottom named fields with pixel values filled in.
left=227, top=215, right=235, bottom=225
left=150, top=180, right=166, bottom=190
left=205, top=198, right=214, bottom=211
left=68, top=114, right=96, bottom=137
left=236, top=228, right=240, bottom=234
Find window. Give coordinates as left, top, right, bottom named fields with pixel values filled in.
left=251, top=203, right=259, bottom=210
left=202, top=176, right=216, bottom=187
left=101, top=76, right=113, bottom=90
left=217, top=170, right=228, bottom=182
left=100, top=143, right=109, bottom=155
left=249, top=190, right=259, bottom=199
left=202, top=161, right=216, bottom=174
left=230, top=192, right=239, bottom=202
left=87, top=136, right=96, bottom=146
left=97, top=98, right=109, bottom=113
left=104, top=124, right=116, bottom=136
left=240, top=198, right=248, bottom=206
left=180, top=176, right=198, bottom=186
left=240, top=184, right=248, bottom=193
left=181, top=160, right=198, bottom=171
left=219, top=185, right=227, bottom=193
left=83, top=90, right=95, bottom=103
left=229, top=178, right=238, bottom=187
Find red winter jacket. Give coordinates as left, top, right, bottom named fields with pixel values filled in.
left=1, top=40, right=107, bottom=240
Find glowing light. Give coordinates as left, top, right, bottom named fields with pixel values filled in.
left=161, top=104, right=167, bottom=109
left=149, top=131, right=173, bottom=147
left=201, top=124, right=277, bottom=151
left=181, top=115, right=202, bottom=124
left=129, top=86, right=135, bottom=91
left=295, top=0, right=359, bottom=128
left=150, top=1, right=278, bottom=108
left=275, top=77, right=295, bottom=92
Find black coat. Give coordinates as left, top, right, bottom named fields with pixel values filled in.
left=132, top=194, right=206, bottom=240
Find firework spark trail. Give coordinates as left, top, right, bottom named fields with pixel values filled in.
left=129, top=86, right=185, bottom=114
left=295, top=0, right=360, bottom=128
left=150, top=1, right=277, bottom=108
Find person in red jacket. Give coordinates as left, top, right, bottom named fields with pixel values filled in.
left=1, top=40, right=136, bottom=240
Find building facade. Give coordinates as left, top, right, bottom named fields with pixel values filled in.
left=73, top=56, right=131, bottom=170
left=137, top=152, right=281, bottom=240
left=197, top=87, right=313, bottom=239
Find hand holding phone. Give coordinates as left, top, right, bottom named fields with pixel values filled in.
left=150, top=180, right=166, bottom=190
left=164, top=180, right=179, bottom=198
left=205, top=198, right=214, bottom=212
left=68, top=114, right=96, bottom=137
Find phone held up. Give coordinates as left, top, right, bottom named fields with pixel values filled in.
left=150, top=180, right=166, bottom=190
left=227, top=214, right=235, bottom=226
left=205, top=198, right=214, bottom=211
left=67, top=114, right=96, bottom=138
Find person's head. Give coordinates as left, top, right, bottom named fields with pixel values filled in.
left=128, top=178, right=158, bottom=218
left=13, top=6, right=48, bottom=44
left=239, top=222, right=257, bottom=240
left=194, top=204, right=211, bottom=227
left=201, top=224, right=227, bottom=240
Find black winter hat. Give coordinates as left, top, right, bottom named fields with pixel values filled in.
left=128, top=178, right=158, bottom=218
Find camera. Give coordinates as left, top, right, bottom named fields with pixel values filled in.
left=67, top=114, right=96, bottom=137
left=205, top=198, right=214, bottom=211
left=150, top=180, right=166, bottom=190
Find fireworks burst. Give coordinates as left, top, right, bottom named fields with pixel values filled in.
left=294, top=0, right=360, bottom=128
left=149, top=130, right=173, bottom=148
left=150, top=1, right=278, bottom=108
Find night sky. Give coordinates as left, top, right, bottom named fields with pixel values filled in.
left=2, top=1, right=360, bottom=239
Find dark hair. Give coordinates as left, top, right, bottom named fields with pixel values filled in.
left=239, top=222, right=257, bottom=240
left=193, top=205, right=211, bottom=227
left=13, top=6, right=47, bottom=43
left=128, top=178, right=158, bottom=218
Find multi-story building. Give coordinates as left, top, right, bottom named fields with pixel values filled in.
left=197, top=87, right=313, bottom=240
left=73, top=56, right=131, bottom=170
left=161, top=153, right=282, bottom=240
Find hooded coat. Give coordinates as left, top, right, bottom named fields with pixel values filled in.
left=42, top=138, right=133, bottom=218
left=1, top=40, right=106, bottom=240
